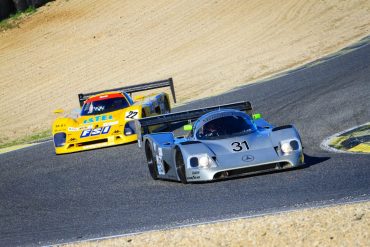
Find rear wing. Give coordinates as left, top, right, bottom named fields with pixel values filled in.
left=78, top=78, right=176, bottom=107
left=135, top=101, right=253, bottom=147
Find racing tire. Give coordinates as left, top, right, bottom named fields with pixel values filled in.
left=175, top=147, right=187, bottom=184
left=145, top=141, right=158, bottom=180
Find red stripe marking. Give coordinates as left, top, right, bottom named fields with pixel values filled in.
left=85, top=93, right=124, bottom=103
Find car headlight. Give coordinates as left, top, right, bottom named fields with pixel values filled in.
left=199, top=156, right=209, bottom=167
left=188, top=154, right=217, bottom=168
left=281, top=142, right=293, bottom=153
left=54, top=132, right=66, bottom=147
left=280, top=140, right=300, bottom=154
left=124, top=121, right=136, bottom=136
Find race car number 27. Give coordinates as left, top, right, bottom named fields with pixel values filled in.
left=125, top=110, right=139, bottom=120
left=231, top=141, right=249, bottom=152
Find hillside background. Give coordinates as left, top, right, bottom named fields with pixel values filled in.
left=0, top=0, right=369, bottom=145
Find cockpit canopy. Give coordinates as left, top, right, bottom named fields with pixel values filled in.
left=81, top=93, right=130, bottom=116
left=196, top=114, right=256, bottom=140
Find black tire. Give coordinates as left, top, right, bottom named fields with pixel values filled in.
left=175, top=147, right=187, bottom=184
left=145, top=141, right=158, bottom=180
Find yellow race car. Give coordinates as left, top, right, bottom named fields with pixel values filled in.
left=52, top=78, right=176, bottom=154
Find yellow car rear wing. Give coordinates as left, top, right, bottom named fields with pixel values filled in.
left=78, top=78, right=176, bottom=107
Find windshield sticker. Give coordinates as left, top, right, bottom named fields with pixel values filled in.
left=93, top=106, right=105, bottom=112
left=83, top=115, right=113, bottom=124
left=125, top=110, right=139, bottom=120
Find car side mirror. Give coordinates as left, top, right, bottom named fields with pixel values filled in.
left=252, top=113, right=262, bottom=120
left=53, top=109, right=64, bottom=114
left=183, top=124, right=193, bottom=131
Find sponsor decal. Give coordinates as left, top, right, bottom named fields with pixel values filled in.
left=80, top=125, right=93, bottom=130
left=80, top=126, right=111, bottom=138
left=69, top=125, right=93, bottom=131
left=156, top=155, right=165, bottom=175
left=55, top=124, right=66, bottom=128
left=83, top=115, right=113, bottom=124
left=156, top=148, right=165, bottom=175
left=103, top=121, right=119, bottom=127
left=93, top=106, right=105, bottom=112
left=82, top=143, right=108, bottom=149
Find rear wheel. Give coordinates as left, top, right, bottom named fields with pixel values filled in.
left=175, top=147, right=187, bottom=184
left=145, top=141, right=158, bottom=180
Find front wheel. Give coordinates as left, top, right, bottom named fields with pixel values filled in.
left=175, top=147, right=187, bottom=184
left=145, top=141, right=158, bottom=180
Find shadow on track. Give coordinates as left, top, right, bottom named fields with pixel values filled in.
left=159, top=153, right=331, bottom=185
left=303, top=154, right=330, bottom=167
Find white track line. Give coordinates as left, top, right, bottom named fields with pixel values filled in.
left=0, top=139, right=52, bottom=155
left=53, top=195, right=370, bottom=247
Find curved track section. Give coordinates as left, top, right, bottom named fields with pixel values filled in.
left=1, top=38, right=370, bottom=246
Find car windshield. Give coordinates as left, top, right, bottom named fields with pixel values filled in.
left=196, top=115, right=256, bottom=140
left=81, top=97, right=129, bottom=116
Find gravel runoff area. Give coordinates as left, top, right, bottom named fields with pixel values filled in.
left=61, top=201, right=370, bottom=247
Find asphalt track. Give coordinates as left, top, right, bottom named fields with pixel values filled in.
left=1, top=37, right=370, bottom=246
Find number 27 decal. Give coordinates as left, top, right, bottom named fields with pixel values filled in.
left=231, top=141, right=249, bottom=152
left=125, top=110, right=139, bottom=119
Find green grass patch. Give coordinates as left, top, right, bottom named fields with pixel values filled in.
left=0, top=129, right=51, bottom=149
left=0, top=6, right=37, bottom=31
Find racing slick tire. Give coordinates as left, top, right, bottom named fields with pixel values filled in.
left=175, top=147, right=187, bottom=184
left=145, top=141, right=158, bottom=180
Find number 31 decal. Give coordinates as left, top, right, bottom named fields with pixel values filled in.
left=125, top=110, right=139, bottom=119
left=231, top=141, right=249, bottom=152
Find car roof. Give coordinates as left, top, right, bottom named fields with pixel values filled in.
left=195, top=109, right=249, bottom=128
left=85, top=91, right=125, bottom=104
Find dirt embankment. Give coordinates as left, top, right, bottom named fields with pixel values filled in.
left=63, top=201, right=370, bottom=247
left=0, top=0, right=370, bottom=144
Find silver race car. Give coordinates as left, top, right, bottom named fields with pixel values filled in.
left=135, top=101, right=304, bottom=183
